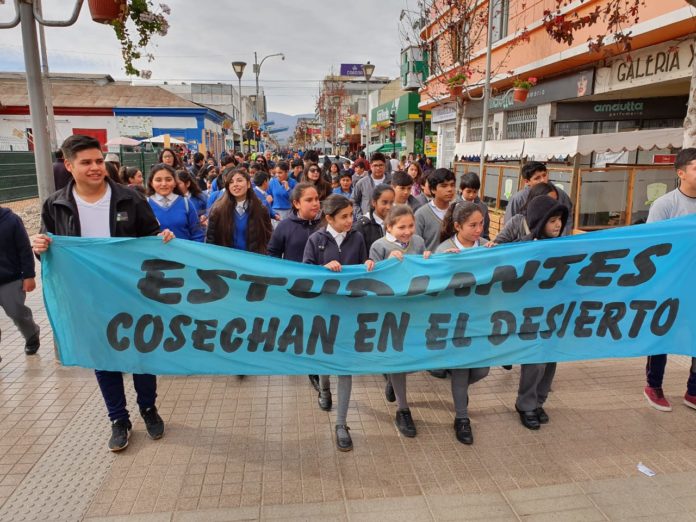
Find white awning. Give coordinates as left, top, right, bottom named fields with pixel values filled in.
left=454, top=138, right=525, bottom=159
left=524, top=128, right=684, bottom=161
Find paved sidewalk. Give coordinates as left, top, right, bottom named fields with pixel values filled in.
left=2, top=274, right=696, bottom=521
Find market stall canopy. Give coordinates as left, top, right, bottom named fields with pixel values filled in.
left=105, top=136, right=141, bottom=146
left=524, top=128, right=684, bottom=161
left=454, top=139, right=525, bottom=160
left=140, top=135, right=187, bottom=145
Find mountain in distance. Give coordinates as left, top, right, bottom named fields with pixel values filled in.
left=266, top=112, right=314, bottom=144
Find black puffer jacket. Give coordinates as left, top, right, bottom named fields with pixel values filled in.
left=40, top=177, right=160, bottom=238
left=352, top=212, right=384, bottom=254
left=0, top=207, right=35, bottom=284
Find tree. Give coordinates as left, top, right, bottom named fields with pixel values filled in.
left=542, top=0, right=696, bottom=148
left=400, top=1, right=527, bottom=144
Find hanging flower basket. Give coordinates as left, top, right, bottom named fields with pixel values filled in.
left=513, top=87, right=529, bottom=103
left=88, top=0, right=127, bottom=23
left=449, top=85, right=463, bottom=97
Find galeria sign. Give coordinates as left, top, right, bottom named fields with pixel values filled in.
left=42, top=216, right=696, bottom=376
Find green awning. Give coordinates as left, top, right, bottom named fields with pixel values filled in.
left=366, top=142, right=383, bottom=154
left=377, top=142, right=405, bottom=153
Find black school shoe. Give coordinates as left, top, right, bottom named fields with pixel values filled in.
left=535, top=407, right=549, bottom=424
left=109, top=418, right=132, bottom=451
left=454, top=417, right=473, bottom=444
left=515, top=406, right=540, bottom=430
left=395, top=409, right=417, bottom=437
left=140, top=406, right=165, bottom=439
left=428, top=369, right=448, bottom=379
left=318, top=389, right=332, bottom=411
left=24, top=333, right=40, bottom=355
left=335, top=425, right=352, bottom=451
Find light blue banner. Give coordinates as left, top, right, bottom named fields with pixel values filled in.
left=42, top=215, right=696, bottom=375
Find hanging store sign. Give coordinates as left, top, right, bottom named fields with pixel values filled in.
left=595, top=39, right=695, bottom=94
left=465, top=69, right=594, bottom=118
left=555, top=96, right=688, bottom=121
left=431, top=103, right=457, bottom=124
left=340, top=64, right=366, bottom=77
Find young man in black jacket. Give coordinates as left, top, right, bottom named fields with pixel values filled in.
left=0, top=206, right=40, bottom=361
left=32, top=135, right=175, bottom=452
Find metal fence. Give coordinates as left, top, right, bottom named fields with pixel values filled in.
left=0, top=152, right=39, bottom=202
left=0, top=151, right=162, bottom=204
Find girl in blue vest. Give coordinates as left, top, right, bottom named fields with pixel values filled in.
left=206, top=169, right=273, bottom=253
left=146, top=164, right=204, bottom=242
left=176, top=169, right=208, bottom=217
left=302, top=194, right=374, bottom=452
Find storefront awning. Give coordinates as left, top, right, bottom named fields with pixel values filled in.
left=524, top=128, right=684, bottom=160
left=455, top=128, right=684, bottom=161
left=377, top=142, right=405, bottom=154
left=454, top=139, right=525, bottom=159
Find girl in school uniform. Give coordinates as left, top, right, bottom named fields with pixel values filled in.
left=303, top=195, right=374, bottom=452
left=434, top=201, right=489, bottom=444
left=301, top=164, right=333, bottom=201
left=206, top=170, right=272, bottom=254
left=176, top=169, right=208, bottom=217
left=368, top=204, right=430, bottom=439
left=147, top=164, right=204, bottom=242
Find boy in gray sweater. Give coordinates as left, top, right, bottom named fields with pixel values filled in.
left=415, top=168, right=456, bottom=251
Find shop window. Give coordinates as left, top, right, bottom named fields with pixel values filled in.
left=506, top=107, right=537, bottom=139
left=553, top=121, right=594, bottom=137
left=642, top=119, right=682, bottom=129
left=490, top=0, right=510, bottom=43
left=468, top=117, right=493, bottom=142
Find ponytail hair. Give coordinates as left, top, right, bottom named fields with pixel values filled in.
left=440, top=201, right=483, bottom=243
left=370, top=184, right=395, bottom=209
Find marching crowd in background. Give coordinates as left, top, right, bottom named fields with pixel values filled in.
left=1, top=134, right=695, bottom=454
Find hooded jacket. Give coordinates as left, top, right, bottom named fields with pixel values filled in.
left=267, top=211, right=322, bottom=262
left=40, top=177, right=160, bottom=238
left=0, top=208, right=35, bottom=285
left=524, top=195, right=569, bottom=240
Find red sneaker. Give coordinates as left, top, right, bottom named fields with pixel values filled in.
left=644, top=387, right=672, bottom=412
left=684, top=393, right=696, bottom=410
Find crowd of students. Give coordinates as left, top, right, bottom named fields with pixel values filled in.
left=0, top=134, right=691, bottom=455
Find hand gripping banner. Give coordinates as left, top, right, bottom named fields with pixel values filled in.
left=42, top=215, right=696, bottom=376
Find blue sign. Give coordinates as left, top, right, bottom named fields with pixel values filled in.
left=340, top=64, right=365, bottom=77
left=42, top=216, right=696, bottom=376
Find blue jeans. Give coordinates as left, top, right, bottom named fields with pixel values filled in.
left=95, top=370, right=157, bottom=422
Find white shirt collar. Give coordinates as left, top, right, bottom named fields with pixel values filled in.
left=429, top=200, right=447, bottom=220
left=154, top=193, right=177, bottom=204
left=327, top=224, right=346, bottom=246
left=454, top=235, right=479, bottom=250
left=371, top=212, right=384, bottom=228
left=385, top=232, right=409, bottom=248
left=235, top=199, right=247, bottom=215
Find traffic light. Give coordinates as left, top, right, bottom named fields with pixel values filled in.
left=389, top=110, right=396, bottom=129
left=389, top=129, right=396, bottom=142
left=255, top=128, right=261, bottom=140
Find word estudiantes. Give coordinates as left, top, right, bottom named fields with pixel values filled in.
left=136, top=244, right=672, bottom=305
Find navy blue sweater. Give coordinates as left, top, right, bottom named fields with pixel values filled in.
left=267, top=212, right=322, bottom=262
left=0, top=208, right=35, bottom=285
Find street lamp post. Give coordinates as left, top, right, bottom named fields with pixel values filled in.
left=362, top=61, right=375, bottom=153
left=253, top=51, right=285, bottom=151
left=1, top=0, right=84, bottom=202
left=231, top=61, right=246, bottom=155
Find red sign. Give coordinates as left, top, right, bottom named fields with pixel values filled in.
left=653, top=154, right=676, bottom=164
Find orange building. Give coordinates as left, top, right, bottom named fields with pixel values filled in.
left=421, top=0, right=694, bottom=169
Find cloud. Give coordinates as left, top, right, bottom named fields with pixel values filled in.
left=0, top=0, right=405, bottom=115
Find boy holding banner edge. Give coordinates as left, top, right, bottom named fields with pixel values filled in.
left=32, top=134, right=175, bottom=452
left=644, top=148, right=696, bottom=412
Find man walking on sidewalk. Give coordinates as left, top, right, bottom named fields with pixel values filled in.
left=0, top=205, right=40, bottom=362
left=32, top=134, right=174, bottom=451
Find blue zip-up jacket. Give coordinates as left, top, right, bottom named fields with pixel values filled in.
left=267, top=212, right=322, bottom=262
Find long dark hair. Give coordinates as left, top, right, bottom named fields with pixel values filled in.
left=440, top=201, right=483, bottom=243
left=176, top=169, right=203, bottom=198
left=301, top=163, right=332, bottom=200
left=119, top=166, right=141, bottom=185
left=158, top=147, right=182, bottom=169
left=209, top=171, right=272, bottom=253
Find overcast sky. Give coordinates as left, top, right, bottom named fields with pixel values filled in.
left=0, top=1, right=411, bottom=115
